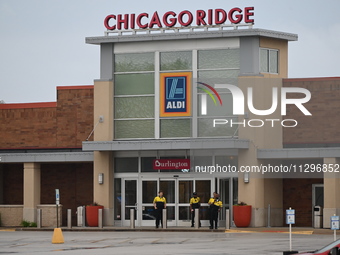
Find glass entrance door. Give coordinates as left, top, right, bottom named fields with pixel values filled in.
left=123, top=179, right=138, bottom=226
left=140, top=178, right=214, bottom=226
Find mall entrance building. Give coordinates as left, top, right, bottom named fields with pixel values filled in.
left=1, top=10, right=340, bottom=228
left=83, top=23, right=296, bottom=227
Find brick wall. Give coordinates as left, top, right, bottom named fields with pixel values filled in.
left=283, top=178, right=323, bottom=227
left=56, top=87, right=94, bottom=148
left=0, top=86, right=94, bottom=149
left=0, top=106, right=57, bottom=148
left=40, top=163, right=93, bottom=226
left=283, top=77, right=340, bottom=146
left=2, top=164, right=23, bottom=204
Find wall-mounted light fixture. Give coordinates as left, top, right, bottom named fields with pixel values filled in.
left=98, top=173, right=104, bottom=184
left=244, top=172, right=249, bottom=183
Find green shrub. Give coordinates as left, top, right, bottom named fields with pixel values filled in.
left=30, top=222, right=37, bottom=227
left=21, top=220, right=30, bottom=227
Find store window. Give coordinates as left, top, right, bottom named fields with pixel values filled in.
left=197, top=49, right=240, bottom=138
left=198, top=48, right=239, bottom=69
left=260, top=48, right=279, bottom=74
left=115, top=52, right=154, bottom=72
left=114, top=52, right=155, bottom=139
left=160, top=51, right=192, bottom=71
left=160, top=119, right=191, bottom=138
left=114, top=73, right=154, bottom=95
left=114, top=157, right=138, bottom=172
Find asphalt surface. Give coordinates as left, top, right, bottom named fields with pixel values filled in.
left=0, top=229, right=339, bottom=255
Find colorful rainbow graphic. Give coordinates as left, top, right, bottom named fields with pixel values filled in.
left=197, top=82, right=223, bottom=106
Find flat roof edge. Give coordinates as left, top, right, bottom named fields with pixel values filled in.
left=258, top=148, right=340, bottom=159
left=0, top=152, right=94, bottom=163
left=86, top=28, right=298, bottom=45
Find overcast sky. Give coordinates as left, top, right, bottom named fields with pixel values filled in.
left=0, top=0, right=339, bottom=103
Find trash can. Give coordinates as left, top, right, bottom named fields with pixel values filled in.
left=313, top=205, right=323, bottom=228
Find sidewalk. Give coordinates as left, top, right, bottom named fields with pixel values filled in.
left=5, top=226, right=340, bottom=235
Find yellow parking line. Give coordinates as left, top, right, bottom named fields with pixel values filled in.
left=225, top=230, right=313, bottom=235
left=0, top=229, right=16, bottom=232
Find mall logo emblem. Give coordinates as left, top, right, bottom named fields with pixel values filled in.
left=160, top=72, right=191, bottom=117
left=166, top=77, right=186, bottom=108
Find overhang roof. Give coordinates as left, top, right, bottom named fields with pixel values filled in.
left=82, top=138, right=249, bottom=151
left=86, top=28, right=298, bottom=45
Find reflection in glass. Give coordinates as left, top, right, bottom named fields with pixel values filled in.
left=269, top=50, right=278, bottom=73
left=198, top=49, right=240, bottom=69
left=166, top=206, right=175, bottom=220
left=115, top=96, right=154, bottom=119
left=141, top=157, right=157, bottom=172
left=114, top=73, right=154, bottom=95
left=160, top=119, right=191, bottom=138
left=179, top=206, right=190, bottom=220
left=260, top=49, right=269, bottom=73
left=125, top=180, right=136, bottom=206
left=142, top=206, right=156, bottom=220
left=179, top=180, right=193, bottom=203
left=197, top=118, right=238, bottom=137
left=115, top=52, right=154, bottom=72
left=160, top=51, right=192, bottom=71
left=115, top=158, right=138, bottom=173
left=115, top=119, right=154, bottom=139
left=143, top=181, right=157, bottom=203
left=160, top=181, right=175, bottom=203
left=195, top=180, right=211, bottom=203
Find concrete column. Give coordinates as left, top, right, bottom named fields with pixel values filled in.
left=23, top=162, right=41, bottom=222
left=323, top=158, right=340, bottom=228
left=94, top=151, right=114, bottom=226
left=93, top=79, right=114, bottom=226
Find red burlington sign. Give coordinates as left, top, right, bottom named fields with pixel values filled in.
left=153, top=159, right=190, bottom=170
left=104, top=7, right=254, bottom=30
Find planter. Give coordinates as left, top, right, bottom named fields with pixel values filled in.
left=86, top=205, right=104, bottom=227
left=233, top=205, right=252, bottom=227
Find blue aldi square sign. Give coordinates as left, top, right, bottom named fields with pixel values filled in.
left=160, top=72, right=191, bottom=117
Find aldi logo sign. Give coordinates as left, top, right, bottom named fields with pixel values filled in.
left=160, top=72, right=191, bottom=117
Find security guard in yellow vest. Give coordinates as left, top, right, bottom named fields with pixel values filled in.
left=208, top=193, right=222, bottom=229
left=153, top=191, right=166, bottom=228
left=190, top=192, right=201, bottom=227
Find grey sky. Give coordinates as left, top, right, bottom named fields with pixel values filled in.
left=0, top=0, right=339, bottom=103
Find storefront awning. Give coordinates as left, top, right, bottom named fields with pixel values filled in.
left=82, top=139, right=249, bottom=151
left=0, top=152, right=93, bottom=163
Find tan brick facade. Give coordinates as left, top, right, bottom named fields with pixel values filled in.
left=283, top=77, right=340, bottom=146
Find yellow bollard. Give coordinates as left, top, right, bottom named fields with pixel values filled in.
left=52, top=228, right=64, bottom=244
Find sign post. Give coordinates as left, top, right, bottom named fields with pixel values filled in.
left=286, top=208, right=295, bottom=251
left=331, top=215, right=339, bottom=241
left=52, top=189, right=64, bottom=244
left=55, top=189, right=60, bottom=228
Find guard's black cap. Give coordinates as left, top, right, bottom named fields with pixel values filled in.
left=193, top=192, right=197, bottom=195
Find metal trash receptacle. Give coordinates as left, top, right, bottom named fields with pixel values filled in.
left=313, top=205, right=323, bottom=228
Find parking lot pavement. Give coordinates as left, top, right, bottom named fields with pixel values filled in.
left=0, top=230, right=337, bottom=255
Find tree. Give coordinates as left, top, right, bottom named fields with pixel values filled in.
left=0, top=100, right=5, bottom=104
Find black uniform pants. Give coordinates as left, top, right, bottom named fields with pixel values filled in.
left=210, top=209, right=219, bottom=228
left=155, top=208, right=163, bottom=227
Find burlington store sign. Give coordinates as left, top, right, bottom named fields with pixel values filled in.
left=104, top=7, right=254, bottom=30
